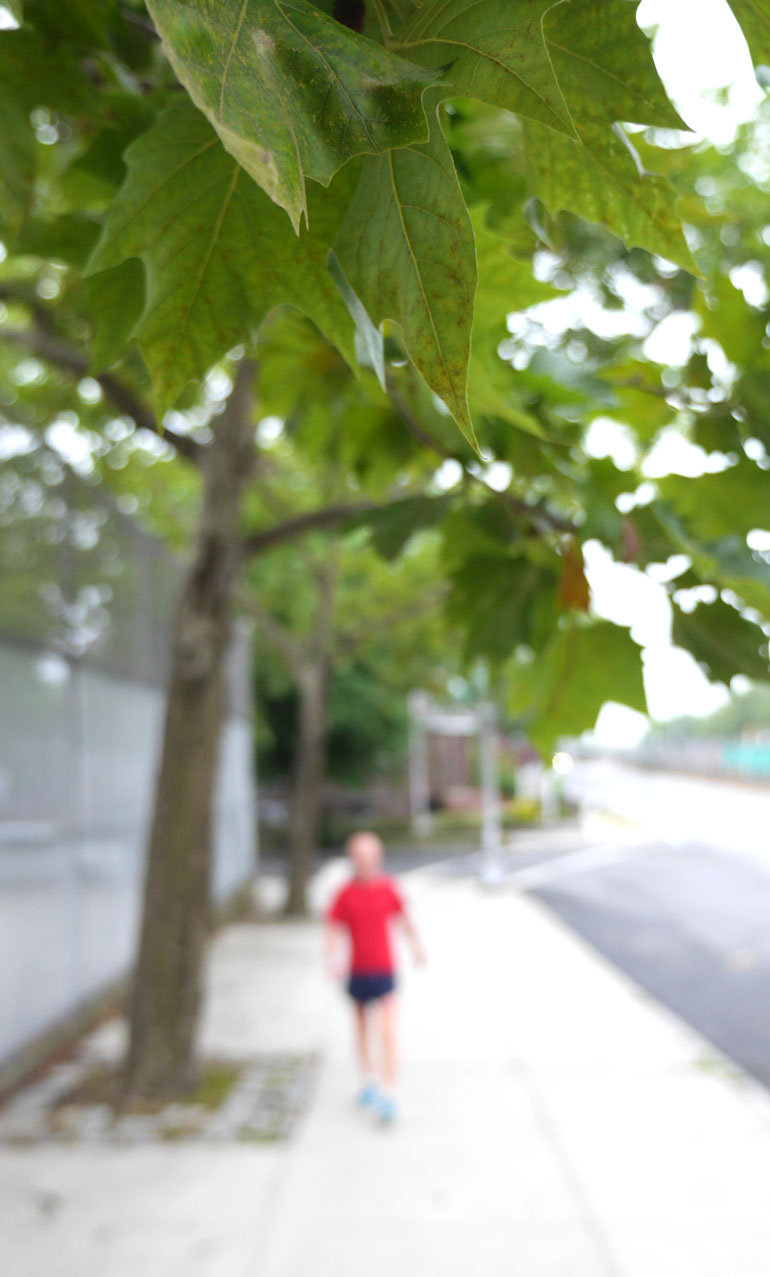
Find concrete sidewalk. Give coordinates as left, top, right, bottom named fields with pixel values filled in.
left=4, top=850, right=770, bottom=1276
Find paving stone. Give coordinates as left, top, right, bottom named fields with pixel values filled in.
left=0, top=1053, right=320, bottom=1145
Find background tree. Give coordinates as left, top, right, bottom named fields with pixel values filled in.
left=250, top=530, right=450, bottom=913
left=646, top=685, right=770, bottom=744
left=240, top=315, right=452, bottom=912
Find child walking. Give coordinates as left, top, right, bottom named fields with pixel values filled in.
left=325, top=830, right=425, bottom=1124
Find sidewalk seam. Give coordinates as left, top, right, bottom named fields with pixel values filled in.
left=518, top=1062, right=629, bottom=1277
left=519, top=888, right=770, bottom=1123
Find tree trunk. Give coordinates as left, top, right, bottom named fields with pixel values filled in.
left=284, top=558, right=337, bottom=916
left=124, top=362, right=255, bottom=1100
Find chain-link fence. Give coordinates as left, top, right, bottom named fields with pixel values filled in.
left=0, top=453, right=257, bottom=1066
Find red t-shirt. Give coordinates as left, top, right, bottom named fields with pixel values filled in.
left=327, top=875, right=404, bottom=974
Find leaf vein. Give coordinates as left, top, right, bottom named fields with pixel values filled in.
left=387, top=148, right=452, bottom=395
left=218, top=0, right=250, bottom=118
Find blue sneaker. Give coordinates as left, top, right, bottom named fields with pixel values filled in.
left=377, top=1094, right=398, bottom=1126
left=358, top=1080, right=379, bottom=1109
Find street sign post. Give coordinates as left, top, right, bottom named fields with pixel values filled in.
left=407, top=692, right=503, bottom=886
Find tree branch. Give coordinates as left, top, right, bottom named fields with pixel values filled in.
left=386, top=380, right=576, bottom=536
left=241, top=500, right=378, bottom=557
left=0, top=325, right=203, bottom=466
left=612, top=376, right=669, bottom=400
left=120, top=6, right=160, bottom=40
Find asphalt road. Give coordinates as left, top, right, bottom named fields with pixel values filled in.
left=418, top=828, right=770, bottom=1090
left=528, top=837, right=770, bottom=1089
left=404, top=808, right=770, bottom=1090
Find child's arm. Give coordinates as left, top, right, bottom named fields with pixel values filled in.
left=399, top=909, right=427, bottom=965
left=324, top=919, right=347, bottom=981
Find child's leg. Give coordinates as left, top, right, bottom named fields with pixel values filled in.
left=378, top=993, right=398, bottom=1092
left=353, top=1000, right=375, bottom=1079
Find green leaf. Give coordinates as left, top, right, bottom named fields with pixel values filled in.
left=737, top=371, right=770, bottom=450
left=654, top=493, right=770, bottom=625
left=691, top=404, right=745, bottom=455
left=727, top=0, right=770, bottom=67
left=146, top=0, right=436, bottom=232
left=508, top=620, right=647, bottom=755
left=440, top=502, right=520, bottom=569
left=0, top=28, right=93, bottom=115
left=399, top=0, right=572, bottom=135
left=86, top=259, right=146, bottom=372
left=254, top=311, right=356, bottom=425
left=87, top=102, right=355, bottom=413
left=15, top=214, right=100, bottom=267
left=327, top=248, right=386, bottom=390
left=672, top=599, right=770, bottom=684
left=519, top=1, right=694, bottom=272
left=543, top=0, right=687, bottom=130
left=696, top=272, right=769, bottom=368
left=472, top=209, right=562, bottom=330
left=523, top=119, right=697, bottom=272
left=23, top=0, right=120, bottom=52
left=467, top=210, right=562, bottom=436
left=648, top=501, right=770, bottom=621
left=525, top=348, right=616, bottom=412
left=0, top=94, right=34, bottom=232
left=602, top=358, right=673, bottom=440
left=364, top=494, right=451, bottom=560
left=695, top=536, right=770, bottom=621
left=468, top=354, right=547, bottom=438
left=335, top=100, right=477, bottom=445
left=574, top=458, right=628, bottom=548
left=0, top=26, right=93, bottom=231
left=658, top=460, right=770, bottom=541
left=445, top=101, right=533, bottom=239
left=447, top=552, right=558, bottom=663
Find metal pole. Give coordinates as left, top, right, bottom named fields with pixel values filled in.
left=61, top=471, right=85, bottom=1011
left=539, top=763, right=558, bottom=824
left=479, top=701, right=503, bottom=886
left=406, top=689, right=431, bottom=837
left=407, top=692, right=432, bottom=837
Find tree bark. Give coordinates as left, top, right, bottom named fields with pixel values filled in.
left=283, top=558, right=337, bottom=916
left=124, top=361, right=255, bottom=1100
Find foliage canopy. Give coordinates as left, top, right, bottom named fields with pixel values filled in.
left=3, top=0, right=745, bottom=437
left=2, top=0, right=770, bottom=754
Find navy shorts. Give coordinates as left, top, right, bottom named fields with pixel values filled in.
left=347, top=972, right=396, bottom=1004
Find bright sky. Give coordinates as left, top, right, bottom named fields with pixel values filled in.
left=584, top=0, right=766, bottom=747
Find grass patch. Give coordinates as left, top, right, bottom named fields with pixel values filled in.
left=193, top=1061, right=241, bottom=1109
left=696, top=1054, right=739, bottom=1078
left=53, top=1059, right=242, bottom=1116
left=8, top=1052, right=320, bottom=1144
